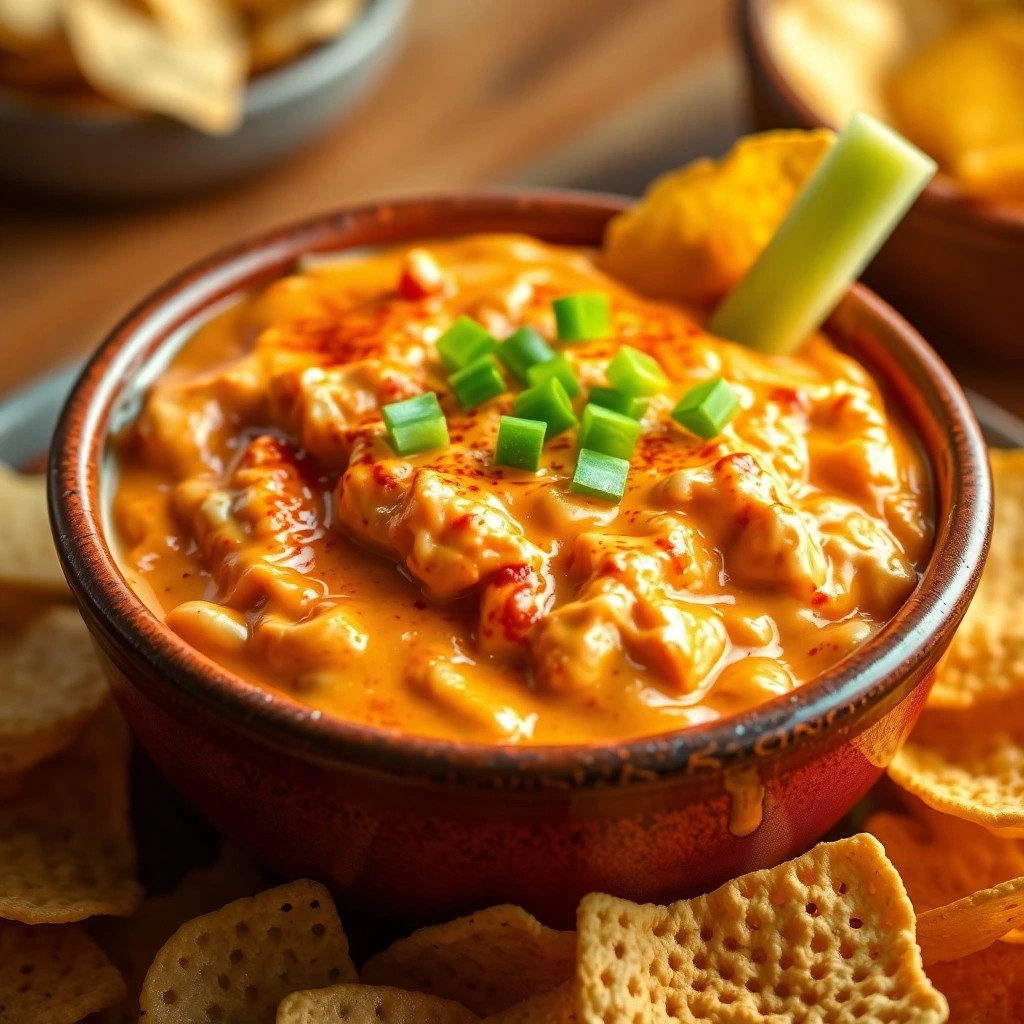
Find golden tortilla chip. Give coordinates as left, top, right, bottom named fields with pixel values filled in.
left=139, top=878, right=357, bottom=1023
left=888, top=701, right=1024, bottom=835
left=868, top=795, right=1024, bottom=940
left=249, top=0, right=363, bottom=72
left=0, top=606, right=109, bottom=774
left=64, top=0, right=248, bottom=134
left=88, top=843, right=267, bottom=1023
left=0, top=0, right=63, bottom=49
left=0, top=466, right=67, bottom=597
left=276, top=984, right=480, bottom=1024
left=926, top=941, right=1024, bottom=1023
left=480, top=983, right=576, bottom=1024
left=0, top=702, right=142, bottom=924
left=144, top=0, right=242, bottom=41
left=929, top=449, right=1024, bottom=709
left=360, top=905, right=576, bottom=1018
left=0, top=920, right=126, bottom=1024
left=575, top=834, right=947, bottom=1024
left=918, top=876, right=1024, bottom=964
left=601, top=129, right=835, bottom=304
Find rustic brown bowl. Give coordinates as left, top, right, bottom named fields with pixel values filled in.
left=738, top=0, right=1024, bottom=363
left=49, top=192, right=990, bottom=928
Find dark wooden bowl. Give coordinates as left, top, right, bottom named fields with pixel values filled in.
left=48, top=192, right=991, bottom=928
left=739, top=0, right=1024, bottom=362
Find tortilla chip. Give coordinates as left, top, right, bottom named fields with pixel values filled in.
left=0, top=702, right=142, bottom=924
left=249, top=0, right=362, bottom=72
left=929, top=449, right=1024, bottom=709
left=601, top=129, right=835, bottom=304
left=276, top=984, right=480, bottom=1024
left=64, top=0, right=247, bottom=134
left=0, top=605, right=109, bottom=774
left=868, top=795, right=1024, bottom=941
left=0, top=466, right=67, bottom=597
left=0, top=0, right=63, bottom=49
left=144, top=0, right=242, bottom=41
left=139, top=878, right=357, bottom=1023
left=0, top=920, right=126, bottom=1024
left=888, top=700, right=1024, bottom=835
left=360, top=905, right=576, bottom=1018
left=918, top=876, right=1024, bottom=964
left=926, top=941, right=1024, bottom=1023
left=88, top=843, right=267, bottom=1023
left=480, top=983, right=576, bottom=1024
left=575, top=834, right=947, bottom=1023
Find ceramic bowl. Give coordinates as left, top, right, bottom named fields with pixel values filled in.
left=0, top=0, right=406, bottom=201
left=48, top=192, right=991, bottom=928
left=738, top=0, right=1024, bottom=362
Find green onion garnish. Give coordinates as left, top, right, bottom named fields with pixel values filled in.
left=494, top=416, right=546, bottom=471
left=525, top=354, right=581, bottom=398
left=710, top=112, right=936, bottom=354
left=605, top=346, right=669, bottom=397
left=578, top=403, right=642, bottom=461
left=382, top=393, right=449, bottom=455
left=571, top=449, right=629, bottom=503
left=496, top=326, right=554, bottom=383
left=588, top=386, right=649, bottom=420
left=671, top=377, right=739, bottom=439
left=448, top=356, right=506, bottom=411
left=436, top=316, right=497, bottom=371
left=552, top=292, right=610, bottom=342
left=513, top=376, right=578, bottom=439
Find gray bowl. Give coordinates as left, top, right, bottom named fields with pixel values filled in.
left=0, top=0, right=406, bottom=201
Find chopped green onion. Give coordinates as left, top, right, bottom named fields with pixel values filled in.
left=494, top=416, right=546, bottom=471
left=448, top=356, right=506, bottom=411
left=588, top=386, right=649, bottom=420
left=571, top=449, right=629, bottom=503
left=672, top=377, right=739, bottom=439
left=497, top=326, right=554, bottom=383
left=513, top=376, right=578, bottom=439
left=710, top=112, right=936, bottom=354
left=525, top=354, right=581, bottom=398
left=436, top=316, right=496, bottom=371
left=552, top=292, right=610, bottom=342
left=606, top=346, right=669, bottom=397
left=578, top=403, right=642, bottom=461
left=382, top=393, right=449, bottom=455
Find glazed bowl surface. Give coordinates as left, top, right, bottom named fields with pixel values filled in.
left=0, top=0, right=406, bottom=201
left=49, top=191, right=991, bottom=928
left=738, top=0, right=1024, bottom=363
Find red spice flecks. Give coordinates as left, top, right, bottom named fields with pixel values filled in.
left=397, top=249, right=446, bottom=300
left=451, top=513, right=475, bottom=531
left=489, top=563, right=532, bottom=589
left=811, top=591, right=829, bottom=608
left=371, top=462, right=399, bottom=490
left=769, top=385, right=810, bottom=412
left=413, top=600, right=427, bottom=610
left=734, top=505, right=752, bottom=528
left=715, top=451, right=757, bottom=476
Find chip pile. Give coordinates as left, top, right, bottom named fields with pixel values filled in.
left=0, top=0, right=366, bottom=133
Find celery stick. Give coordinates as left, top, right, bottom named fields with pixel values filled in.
left=710, top=112, right=936, bottom=354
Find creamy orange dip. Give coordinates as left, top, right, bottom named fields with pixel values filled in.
left=111, top=235, right=932, bottom=745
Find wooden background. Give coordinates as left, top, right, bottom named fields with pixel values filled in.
left=0, top=0, right=730, bottom=396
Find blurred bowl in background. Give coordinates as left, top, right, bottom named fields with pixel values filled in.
left=739, top=0, right=1024, bottom=362
left=0, top=0, right=407, bottom=202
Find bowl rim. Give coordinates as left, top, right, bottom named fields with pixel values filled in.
left=739, top=0, right=1024, bottom=236
left=48, top=190, right=992, bottom=788
left=0, top=0, right=407, bottom=127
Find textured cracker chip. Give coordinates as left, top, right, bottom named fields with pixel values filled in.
left=480, top=983, right=577, bottom=1024
left=918, top=876, right=1024, bottom=964
left=0, top=702, right=142, bottom=924
left=276, top=983, right=479, bottom=1024
left=0, top=605, right=109, bottom=773
left=929, top=449, right=1024, bottom=709
left=601, top=129, right=834, bottom=304
left=88, top=843, right=267, bottom=1023
left=868, top=796, right=1024, bottom=940
left=575, top=835, right=947, bottom=1024
left=139, top=878, right=357, bottom=1023
left=360, top=905, right=576, bottom=1018
left=926, top=941, right=1024, bottom=1023
left=0, top=920, right=126, bottom=1023
left=888, top=701, right=1024, bottom=835
left=0, top=466, right=67, bottom=596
